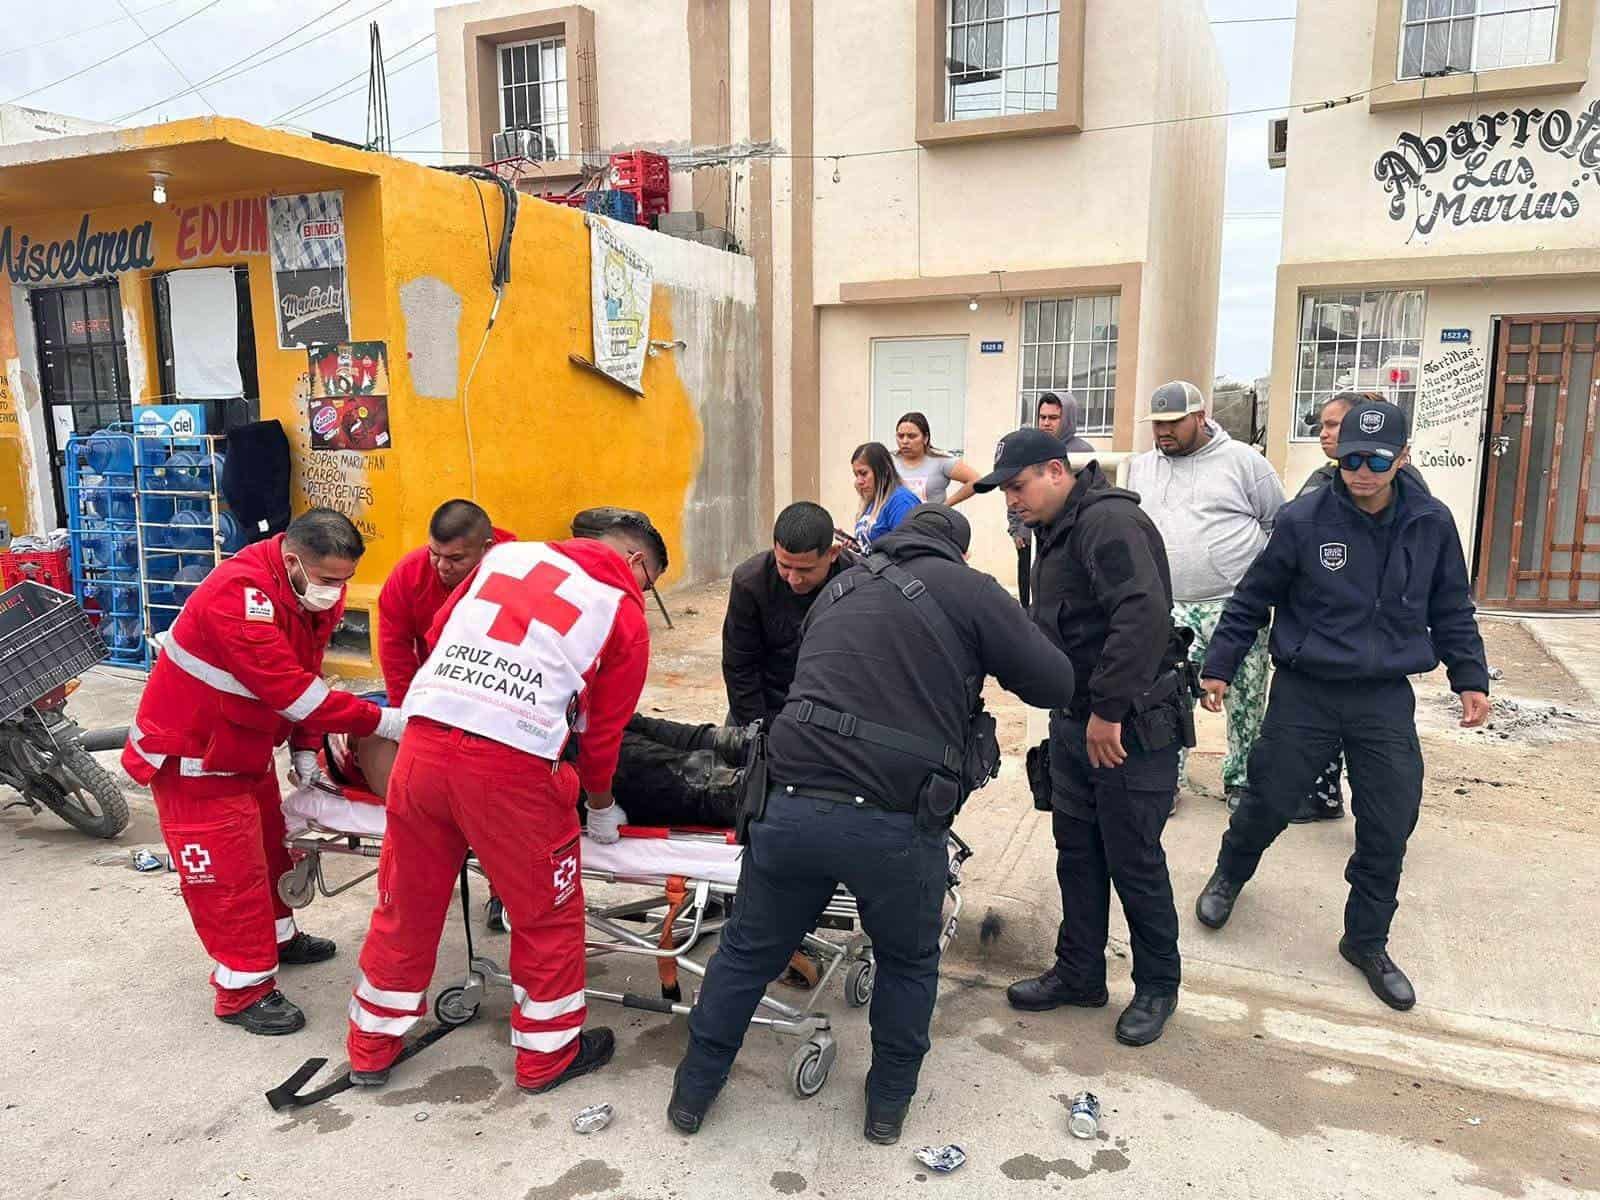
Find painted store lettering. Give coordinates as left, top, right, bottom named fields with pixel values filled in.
left=176, top=197, right=269, bottom=262
left=0, top=214, right=156, bottom=283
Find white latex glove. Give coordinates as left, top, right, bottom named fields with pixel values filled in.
left=291, top=750, right=329, bottom=789
left=374, top=707, right=407, bottom=743
left=586, top=801, right=627, bottom=845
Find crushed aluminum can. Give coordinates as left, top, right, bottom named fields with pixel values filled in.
left=572, top=1103, right=614, bottom=1134
left=913, top=1145, right=966, bottom=1174
left=1068, top=1091, right=1101, bottom=1139
left=131, top=848, right=167, bottom=872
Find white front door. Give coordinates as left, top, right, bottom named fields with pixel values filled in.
left=870, top=337, right=968, bottom=454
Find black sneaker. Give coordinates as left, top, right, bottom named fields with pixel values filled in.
left=863, top=1085, right=908, bottom=1146
left=485, top=896, right=509, bottom=934
left=348, top=1067, right=390, bottom=1087
left=1005, top=968, right=1109, bottom=1012
left=1339, top=939, right=1416, bottom=1011
left=1115, top=992, right=1178, bottom=1046
left=1194, top=869, right=1241, bottom=929
left=519, top=1028, right=616, bottom=1095
left=218, top=989, right=306, bottom=1036
left=278, top=931, right=337, bottom=965
left=666, top=1067, right=713, bottom=1135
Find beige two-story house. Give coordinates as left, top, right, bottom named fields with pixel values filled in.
left=1270, top=0, right=1600, bottom=610
left=435, top=0, right=1227, bottom=576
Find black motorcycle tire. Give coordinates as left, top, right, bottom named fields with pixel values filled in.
left=33, top=749, right=130, bottom=839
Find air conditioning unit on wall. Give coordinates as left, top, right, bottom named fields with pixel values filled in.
left=1267, top=117, right=1288, bottom=169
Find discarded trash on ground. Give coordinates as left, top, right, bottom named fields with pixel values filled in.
left=913, top=1145, right=966, bottom=1173
left=414, top=1112, right=429, bottom=1122
left=573, top=1103, right=614, bottom=1134
left=1068, top=1091, right=1102, bottom=1139
left=1487, top=667, right=1505, bottom=681
left=131, top=848, right=169, bottom=872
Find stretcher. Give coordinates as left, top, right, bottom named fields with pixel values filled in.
left=277, top=781, right=972, bottom=1098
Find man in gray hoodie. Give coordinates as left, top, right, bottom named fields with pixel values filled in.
left=1126, top=381, right=1284, bottom=810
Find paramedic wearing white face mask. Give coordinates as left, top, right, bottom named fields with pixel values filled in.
left=122, top=509, right=407, bottom=1037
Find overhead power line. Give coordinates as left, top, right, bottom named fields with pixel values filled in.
left=113, top=0, right=389, bottom=122
left=269, top=30, right=433, bottom=124
left=1210, top=14, right=1296, bottom=23
left=0, top=0, right=196, bottom=61
left=116, top=0, right=218, bottom=115
left=2, top=0, right=229, bottom=106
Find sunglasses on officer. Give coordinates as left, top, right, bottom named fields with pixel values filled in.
left=1339, top=451, right=1398, bottom=474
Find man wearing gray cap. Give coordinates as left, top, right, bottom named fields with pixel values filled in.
left=1127, top=381, right=1284, bottom=813
left=671, top=504, right=1076, bottom=1145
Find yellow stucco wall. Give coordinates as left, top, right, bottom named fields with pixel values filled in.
left=0, top=119, right=705, bottom=670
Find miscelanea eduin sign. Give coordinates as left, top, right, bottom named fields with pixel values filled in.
left=1374, top=98, right=1600, bottom=239
left=269, top=191, right=349, bottom=348
left=588, top=216, right=653, bottom=393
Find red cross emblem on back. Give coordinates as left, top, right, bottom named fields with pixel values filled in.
left=475, top=562, right=582, bottom=645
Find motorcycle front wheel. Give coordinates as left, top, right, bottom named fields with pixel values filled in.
left=31, top=748, right=130, bottom=839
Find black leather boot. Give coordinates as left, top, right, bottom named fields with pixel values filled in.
left=1005, top=968, right=1109, bottom=1012
left=1114, top=992, right=1178, bottom=1046
left=863, top=1085, right=908, bottom=1146
left=666, top=1067, right=715, bottom=1135
left=278, top=931, right=337, bottom=965
left=218, top=989, right=306, bottom=1036
left=1194, top=869, right=1241, bottom=929
left=1339, top=940, right=1416, bottom=1011
left=520, top=1028, right=616, bottom=1094
left=348, top=1067, right=390, bottom=1087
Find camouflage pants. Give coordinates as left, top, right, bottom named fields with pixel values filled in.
left=1173, top=598, right=1270, bottom=793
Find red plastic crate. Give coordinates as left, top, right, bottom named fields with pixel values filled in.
left=613, top=185, right=669, bottom=227
left=536, top=191, right=587, bottom=209
left=610, top=150, right=670, bottom=198
left=0, top=549, right=72, bottom=593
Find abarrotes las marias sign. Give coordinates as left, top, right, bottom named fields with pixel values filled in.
left=1374, top=98, right=1600, bottom=238
left=0, top=214, right=156, bottom=283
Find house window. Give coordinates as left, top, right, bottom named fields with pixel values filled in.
left=1293, top=290, right=1425, bottom=441
left=1019, top=294, right=1118, bottom=434
left=1399, top=0, right=1559, bottom=79
left=498, top=35, right=568, bottom=159
left=947, top=0, right=1061, bottom=122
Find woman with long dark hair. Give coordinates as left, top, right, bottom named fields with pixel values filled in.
left=891, top=411, right=979, bottom=505
left=850, top=441, right=919, bottom=550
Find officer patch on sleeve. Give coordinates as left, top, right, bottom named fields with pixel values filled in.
left=1092, top=540, right=1136, bottom=588
left=244, top=588, right=275, bottom=622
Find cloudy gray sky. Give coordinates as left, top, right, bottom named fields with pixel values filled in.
left=4, top=0, right=1296, bottom=380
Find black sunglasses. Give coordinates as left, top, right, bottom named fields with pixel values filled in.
left=1339, top=452, right=1398, bottom=473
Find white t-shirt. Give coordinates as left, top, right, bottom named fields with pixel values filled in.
left=893, top=453, right=957, bottom=503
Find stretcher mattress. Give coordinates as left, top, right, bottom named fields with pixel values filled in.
left=282, top=784, right=745, bottom=886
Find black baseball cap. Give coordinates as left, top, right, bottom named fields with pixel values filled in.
left=905, top=503, right=972, bottom=554
left=973, top=427, right=1069, bottom=493
left=1335, top=399, right=1408, bottom=459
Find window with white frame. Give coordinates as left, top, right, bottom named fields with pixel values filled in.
left=1399, top=0, right=1559, bottom=79
left=498, top=36, right=569, bottom=159
left=1019, top=294, right=1119, bottom=435
left=1292, top=290, right=1426, bottom=440
left=947, top=0, right=1061, bottom=122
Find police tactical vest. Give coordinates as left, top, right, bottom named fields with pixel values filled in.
left=403, top=542, right=623, bottom=759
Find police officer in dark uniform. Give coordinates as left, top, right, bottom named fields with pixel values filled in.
left=1194, top=399, right=1490, bottom=1011
left=668, top=504, right=1076, bottom=1144
left=978, top=428, right=1190, bottom=1047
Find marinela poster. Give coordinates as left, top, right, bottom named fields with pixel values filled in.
left=270, top=191, right=349, bottom=348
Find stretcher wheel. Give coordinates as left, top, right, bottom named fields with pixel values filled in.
left=789, top=1034, right=836, bottom=1099
left=845, top=957, right=876, bottom=1008
left=278, top=860, right=315, bottom=910
left=434, top=985, right=481, bottom=1027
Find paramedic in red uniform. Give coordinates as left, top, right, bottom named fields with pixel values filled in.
left=122, top=509, right=407, bottom=1035
left=345, top=513, right=665, bottom=1093
left=377, top=499, right=514, bottom=707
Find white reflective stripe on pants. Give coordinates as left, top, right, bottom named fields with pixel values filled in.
left=213, top=962, right=276, bottom=989
left=348, top=996, right=422, bottom=1037
left=511, top=1026, right=581, bottom=1053
left=512, top=985, right=585, bottom=1021
left=356, top=974, right=426, bottom=1011
left=275, top=916, right=297, bottom=943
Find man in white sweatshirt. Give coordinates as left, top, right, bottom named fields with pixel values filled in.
left=1126, top=382, right=1284, bottom=810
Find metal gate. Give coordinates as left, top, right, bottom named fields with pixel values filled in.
left=1476, top=314, right=1600, bottom=610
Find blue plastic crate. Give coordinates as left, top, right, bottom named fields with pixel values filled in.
left=580, top=189, right=639, bottom=223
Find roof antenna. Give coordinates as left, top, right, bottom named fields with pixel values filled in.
left=365, top=21, right=392, bottom=153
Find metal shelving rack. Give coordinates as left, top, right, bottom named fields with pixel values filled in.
left=135, top=431, right=232, bottom=656
left=64, top=427, right=145, bottom=669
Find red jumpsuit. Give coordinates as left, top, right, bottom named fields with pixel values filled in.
left=347, top=538, right=650, bottom=1089
left=375, top=528, right=515, bottom=706
left=122, top=536, right=384, bottom=1014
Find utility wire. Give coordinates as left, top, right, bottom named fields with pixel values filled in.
left=391, top=117, right=440, bottom=143
left=0, top=0, right=196, bottom=61
left=2, top=0, right=229, bottom=106
left=116, top=0, right=219, bottom=115
left=273, top=45, right=435, bottom=127
left=269, top=30, right=432, bottom=124
left=114, top=0, right=383, bottom=122
left=1210, top=14, right=1296, bottom=23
